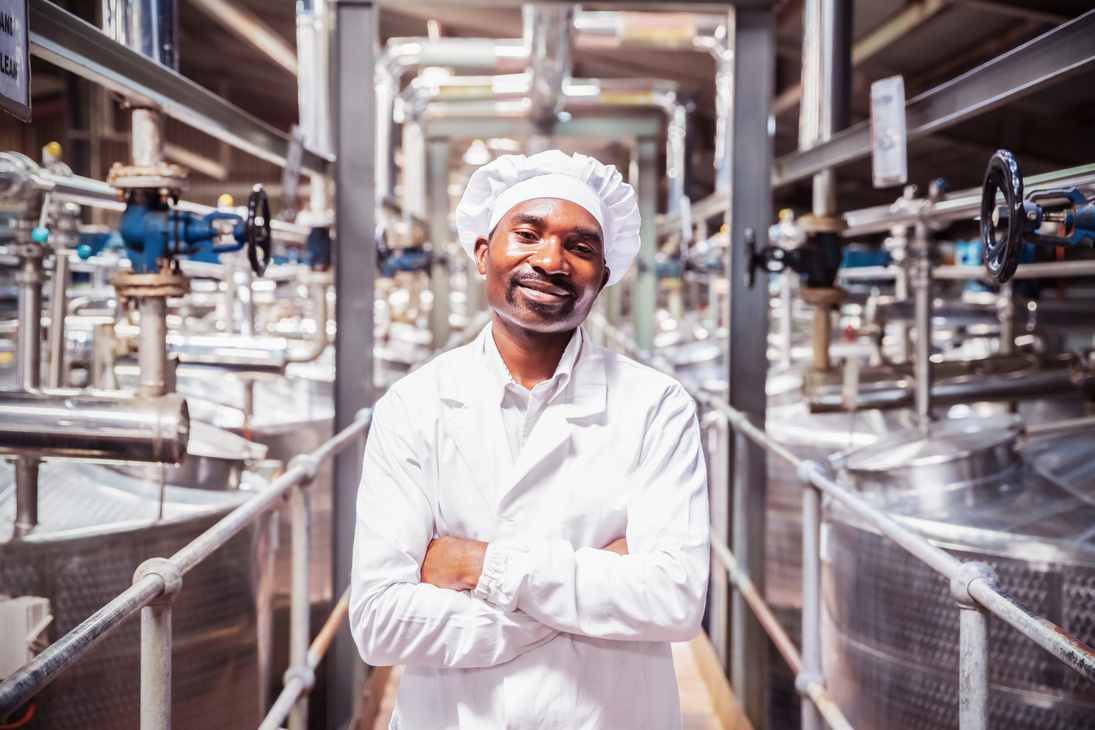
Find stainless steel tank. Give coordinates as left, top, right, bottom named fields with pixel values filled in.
left=822, top=419, right=1095, bottom=729
left=0, top=460, right=273, bottom=729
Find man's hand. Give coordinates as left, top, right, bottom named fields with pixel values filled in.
left=421, top=536, right=488, bottom=591
left=602, top=537, right=628, bottom=556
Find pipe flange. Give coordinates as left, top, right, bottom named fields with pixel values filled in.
left=112, top=269, right=192, bottom=299
left=283, top=665, right=316, bottom=692
left=107, top=162, right=188, bottom=192
left=800, top=286, right=848, bottom=308
left=949, top=560, right=998, bottom=609
left=133, top=557, right=184, bottom=605
left=288, top=454, right=319, bottom=483
left=798, top=214, right=844, bottom=234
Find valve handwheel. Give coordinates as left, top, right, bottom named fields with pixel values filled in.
left=246, top=185, right=272, bottom=277
left=980, top=149, right=1025, bottom=284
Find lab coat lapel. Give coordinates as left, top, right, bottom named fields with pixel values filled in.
left=501, top=332, right=608, bottom=499
left=439, top=332, right=507, bottom=507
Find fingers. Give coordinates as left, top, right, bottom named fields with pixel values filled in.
left=601, top=537, right=628, bottom=556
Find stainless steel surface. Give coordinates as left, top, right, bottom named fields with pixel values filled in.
left=0, top=460, right=272, bottom=727
left=13, top=457, right=40, bottom=539
left=801, top=483, right=823, bottom=730
left=288, top=482, right=311, bottom=730
left=0, top=391, right=189, bottom=462
left=47, top=227, right=72, bottom=390
left=526, top=4, right=573, bottom=132
left=958, top=604, right=990, bottom=730
left=29, top=0, right=332, bottom=176
left=839, top=417, right=1020, bottom=495
left=804, top=354, right=1095, bottom=414
left=912, top=225, right=933, bottom=436
left=169, top=333, right=289, bottom=371
left=824, top=429, right=1095, bottom=729
left=773, top=10, right=1095, bottom=187
left=140, top=602, right=172, bottom=730
left=138, top=296, right=168, bottom=397
left=15, top=232, right=43, bottom=393
left=841, top=163, right=1095, bottom=239
left=102, top=0, right=179, bottom=69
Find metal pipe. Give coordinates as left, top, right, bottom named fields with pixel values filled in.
left=191, top=0, right=297, bottom=75
left=801, top=486, right=823, bottom=730
left=912, top=223, right=933, bottom=435
left=131, top=108, right=164, bottom=167
left=261, top=587, right=351, bottom=730
left=102, top=0, right=179, bottom=70
left=140, top=603, right=172, bottom=730
left=525, top=4, right=573, bottom=134
left=47, top=223, right=73, bottom=389
left=958, top=605, right=990, bottom=730
left=0, top=392, right=189, bottom=462
left=286, top=279, right=331, bottom=363
left=709, top=529, right=854, bottom=730
left=289, top=481, right=312, bottom=730
left=0, top=574, right=164, bottom=715
left=296, top=0, right=330, bottom=156
left=138, top=296, right=168, bottom=397
left=13, top=457, right=41, bottom=538
left=0, top=410, right=373, bottom=716
left=967, top=577, right=1095, bottom=685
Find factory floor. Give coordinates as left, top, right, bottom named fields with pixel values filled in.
left=357, top=634, right=751, bottom=730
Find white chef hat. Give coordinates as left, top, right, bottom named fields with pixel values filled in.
left=455, top=150, right=641, bottom=286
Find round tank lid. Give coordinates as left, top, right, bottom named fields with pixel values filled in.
left=844, top=419, right=1018, bottom=474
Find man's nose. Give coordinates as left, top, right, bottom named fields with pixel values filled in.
left=529, top=235, right=570, bottom=276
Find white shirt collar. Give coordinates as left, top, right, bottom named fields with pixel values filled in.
left=483, top=325, right=584, bottom=403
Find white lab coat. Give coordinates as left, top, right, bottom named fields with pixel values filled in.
left=349, top=325, right=710, bottom=730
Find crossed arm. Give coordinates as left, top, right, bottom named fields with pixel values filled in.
left=348, top=388, right=709, bottom=670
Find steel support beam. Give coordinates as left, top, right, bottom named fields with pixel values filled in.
left=330, top=1, right=376, bottom=726
left=725, top=7, right=773, bottom=730
left=428, top=138, right=452, bottom=348
left=28, top=0, right=331, bottom=176
left=772, top=9, right=1095, bottom=186
left=424, top=115, right=662, bottom=142
left=634, top=137, right=658, bottom=352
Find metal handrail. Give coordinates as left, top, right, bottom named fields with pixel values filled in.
left=590, top=313, right=1095, bottom=729
left=259, top=587, right=351, bottom=730
left=0, top=409, right=374, bottom=719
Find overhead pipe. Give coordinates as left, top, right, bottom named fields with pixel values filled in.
left=191, top=0, right=298, bottom=76
left=525, top=4, right=574, bottom=135
left=0, top=392, right=190, bottom=463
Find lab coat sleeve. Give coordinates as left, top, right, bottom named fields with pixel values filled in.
left=472, top=387, right=710, bottom=642
left=349, top=391, right=558, bottom=668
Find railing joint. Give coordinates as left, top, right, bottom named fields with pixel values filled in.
left=132, top=557, right=183, bottom=604
left=287, top=454, right=320, bottom=483
left=950, top=560, right=998, bottom=609
left=794, top=671, right=825, bottom=698
left=283, top=665, right=316, bottom=693
left=796, top=458, right=826, bottom=486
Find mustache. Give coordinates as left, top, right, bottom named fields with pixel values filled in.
left=508, top=270, right=578, bottom=298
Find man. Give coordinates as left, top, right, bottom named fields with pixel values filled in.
left=350, top=150, right=710, bottom=729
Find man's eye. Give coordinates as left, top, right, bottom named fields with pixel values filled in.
left=514, top=230, right=538, bottom=240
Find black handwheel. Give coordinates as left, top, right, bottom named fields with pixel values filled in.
left=247, top=185, right=272, bottom=277
left=980, top=149, right=1024, bottom=284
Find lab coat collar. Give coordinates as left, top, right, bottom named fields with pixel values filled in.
left=439, top=322, right=607, bottom=503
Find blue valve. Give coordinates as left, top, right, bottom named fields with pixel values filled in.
left=76, top=244, right=93, bottom=260
left=32, top=226, right=49, bottom=244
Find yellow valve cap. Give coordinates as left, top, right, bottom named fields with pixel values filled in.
left=779, top=208, right=793, bottom=222
left=45, top=141, right=62, bottom=158
left=218, top=194, right=234, bottom=208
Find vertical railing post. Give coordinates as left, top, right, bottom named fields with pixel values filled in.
left=950, top=561, right=998, bottom=730
left=705, top=410, right=732, bottom=668
left=288, top=456, right=319, bottom=730
left=798, top=462, right=824, bottom=730
left=133, top=558, right=183, bottom=730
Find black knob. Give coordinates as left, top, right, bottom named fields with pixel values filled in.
left=980, top=150, right=1024, bottom=284
left=247, top=185, right=272, bottom=277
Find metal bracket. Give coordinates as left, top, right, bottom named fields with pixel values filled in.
left=133, top=557, right=184, bottom=605
left=949, top=560, right=998, bottom=609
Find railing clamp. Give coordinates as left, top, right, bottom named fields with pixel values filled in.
left=796, top=458, right=825, bottom=486
left=288, top=454, right=320, bottom=484
left=794, top=671, right=825, bottom=698
left=133, top=557, right=183, bottom=605
left=950, top=560, right=998, bottom=609
left=355, top=406, right=374, bottom=425
left=283, top=665, right=316, bottom=693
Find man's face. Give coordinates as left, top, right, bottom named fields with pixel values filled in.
left=474, top=197, right=610, bottom=335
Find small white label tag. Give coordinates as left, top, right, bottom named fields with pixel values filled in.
left=870, top=75, right=907, bottom=189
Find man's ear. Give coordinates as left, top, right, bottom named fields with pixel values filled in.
left=473, top=235, right=490, bottom=276
left=599, top=265, right=611, bottom=292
